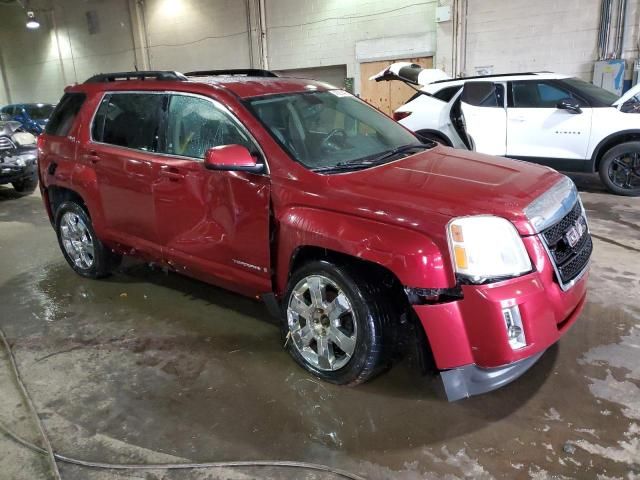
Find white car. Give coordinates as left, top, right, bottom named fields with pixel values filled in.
left=372, top=63, right=640, bottom=195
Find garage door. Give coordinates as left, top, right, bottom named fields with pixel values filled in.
left=274, top=65, right=347, bottom=89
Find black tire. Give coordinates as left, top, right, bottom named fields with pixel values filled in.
left=282, top=260, right=393, bottom=385
left=12, top=174, right=38, bottom=194
left=54, top=201, right=120, bottom=279
left=598, top=141, right=640, bottom=196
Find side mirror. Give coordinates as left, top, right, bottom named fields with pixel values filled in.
left=204, top=144, right=264, bottom=173
left=556, top=98, right=582, bottom=114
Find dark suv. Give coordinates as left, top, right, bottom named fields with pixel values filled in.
left=0, top=120, right=38, bottom=193
left=38, top=70, right=591, bottom=400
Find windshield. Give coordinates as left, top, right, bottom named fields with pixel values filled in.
left=246, top=90, right=423, bottom=171
left=24, top=104, right=55, bottom=120
left=562, top=78, right=620, bottom=105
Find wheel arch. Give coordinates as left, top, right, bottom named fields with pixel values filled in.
left=590, top=129, right=640, bottom=172
left=43, top=162, right=107, bottom=235
left=274, top=207, right=452, bottom=297
left=46, top=185, right=88, bottom=223
left=289, top=245, right=403, bottom=291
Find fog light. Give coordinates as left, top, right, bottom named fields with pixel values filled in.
left=503, top=305, right=526, bottom=349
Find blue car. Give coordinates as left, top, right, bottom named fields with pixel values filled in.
left=0, top=103, right=55, bottom=135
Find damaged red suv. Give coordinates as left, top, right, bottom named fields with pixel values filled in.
left=38, top=70, right=591, bottom=400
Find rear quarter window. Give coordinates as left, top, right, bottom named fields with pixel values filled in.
left=433, top=86, right=462, bottom=102
left=45, top=93, right=86, bottom=136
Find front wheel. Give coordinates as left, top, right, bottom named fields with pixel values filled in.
left=12, top=174, right=38, bottom=194
left=55, top=201, right=120, bottom=278
left=598, top=142, right=640, bottom=196
left=282, top=260, right=392, bottom=385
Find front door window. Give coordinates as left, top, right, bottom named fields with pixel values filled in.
left=165, top=95, right=254, bottom=159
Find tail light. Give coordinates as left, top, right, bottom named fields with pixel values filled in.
left=37, top=134, right=45, bottom=155
left=393, top=111, right=412, bottom=121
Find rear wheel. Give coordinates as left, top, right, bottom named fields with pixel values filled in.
left=598, top=142, right=640, bottom=196
left=55, top=201, right=120, bottom=278
left=282, top=260, right=392, bottom=385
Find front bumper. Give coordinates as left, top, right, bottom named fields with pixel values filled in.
left=413, top=254, right=588, bottom=400
left=0, top=154, right=37, bottom=184
left=441, top=350, right=545, bottom=401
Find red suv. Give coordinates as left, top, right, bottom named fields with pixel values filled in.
left=38, top=70, right=591, bottom=401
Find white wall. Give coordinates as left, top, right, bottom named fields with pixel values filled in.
left=0, top=0, right=254, bottom=104
left=143, top=0, right=252, bottom=71
left=0, top=0, right=136, bottom=104
left=436, top=0, right=640, bottom=81
left=266, top=0, right=437, bottom=90
left=2, top=0, right=639, bottom=105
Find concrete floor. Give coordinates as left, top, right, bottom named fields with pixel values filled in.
left=0, top=173, right=639, bottom=480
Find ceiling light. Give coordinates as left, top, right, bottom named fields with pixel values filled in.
left=26, top=11, right=40, bottom=29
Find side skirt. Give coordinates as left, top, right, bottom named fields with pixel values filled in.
left=507, top=156, right=592, bottom=173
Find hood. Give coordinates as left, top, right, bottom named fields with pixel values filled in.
left=0, top=121, right=23, bottom=136
left=325, top=146, right=562, bottom=236
left=369, top=62, right=450, bottom=86
left=613, top=83, right=640, bottom=108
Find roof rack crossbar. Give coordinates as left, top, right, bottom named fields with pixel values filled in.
left=185, top=69, right=278, bottom=78
left=84, top=71, right=188, bottom=83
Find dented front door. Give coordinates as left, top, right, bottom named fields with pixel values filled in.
left=153, top=93, right=272, bottom=296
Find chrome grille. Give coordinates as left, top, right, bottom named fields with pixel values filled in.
left=540, top=200, right=592, bottom=289
left=0, top=136, right=15, bottom=151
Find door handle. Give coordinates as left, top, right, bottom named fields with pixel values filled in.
left=159, top=166, right=185, bottom=181
left=87, top=150, right=101, bottom=164
left=510, top=116, right=526, bottom=122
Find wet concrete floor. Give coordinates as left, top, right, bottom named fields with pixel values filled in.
left=0, top=173, right=639, bottom=479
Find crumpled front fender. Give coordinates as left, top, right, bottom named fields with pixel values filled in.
left=275, top=206, right=452, bottom=295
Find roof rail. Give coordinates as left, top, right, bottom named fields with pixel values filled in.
left=185, top=69, right=278, bottom=78
left=84, top=71, right=188, bottom=83
left=430, top=72, right=540, bottom=84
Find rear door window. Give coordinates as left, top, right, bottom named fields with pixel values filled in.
left=92, top=93, right=165, bottom=152
left=462, top=82, right=505, bottom=107
left=45, top=93, right=86, bottom=136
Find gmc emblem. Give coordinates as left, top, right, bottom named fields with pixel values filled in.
left=565, top=216, right=586, bottom=248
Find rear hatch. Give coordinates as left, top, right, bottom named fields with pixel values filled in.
left=369, top=62, right=450, bottom=86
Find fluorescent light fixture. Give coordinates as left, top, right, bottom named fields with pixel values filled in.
left=26, top=11, right=40, bottom=29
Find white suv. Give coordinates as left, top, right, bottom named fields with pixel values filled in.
left=373, top=63, right=640, bottom=195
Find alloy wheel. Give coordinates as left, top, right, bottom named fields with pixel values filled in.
left=286, top=275, right=357, bottom=371
left=60, top=212, right=95, bottom=270
left=608, top=152, right=640, bottom=190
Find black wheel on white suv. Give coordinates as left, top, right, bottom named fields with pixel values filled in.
left=599, top=141, right=640, bottom=196
left=55, top=201, right=121, bottom=278
left=282, top=260, right=392, bottom=385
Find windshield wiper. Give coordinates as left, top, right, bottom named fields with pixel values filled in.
left=313, top=143, right=431, bottom=173
left=364, top=143, right=431, bottom=165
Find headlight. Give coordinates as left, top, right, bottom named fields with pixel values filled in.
left=447, top=216, right=532, bottom=282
